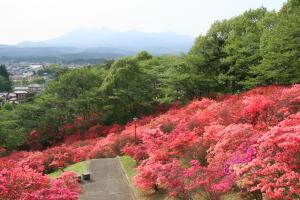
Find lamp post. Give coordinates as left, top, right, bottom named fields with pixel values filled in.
left=133, top=117, right=138, bottom=144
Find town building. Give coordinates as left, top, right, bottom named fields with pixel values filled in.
left=14, top=86, right=29, bottom=91
left=28, top=84, right=43, bottom=93
left=14, top=91, right=28, bottom=102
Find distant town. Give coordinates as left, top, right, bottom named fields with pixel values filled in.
left=0, top=61, right=87, bottom=106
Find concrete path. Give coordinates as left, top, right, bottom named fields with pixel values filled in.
left=79, top=158, right=135, bottom=200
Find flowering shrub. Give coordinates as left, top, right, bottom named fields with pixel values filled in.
left=134, top=158, right=186, bottom=198
left=0, top=84, right=299, bottom=199
left=0, top=167, right=80, bottom=200
left=0, top=167, right=50, bottom=199
left=126, top=84, right=300, bottom=199
left=22, top=172, right=81, bottom=200
left=122, top=144, right=148, bottom=163
left=236, top=113, right=300, bottom=200
left=19, top=152, right=46, bottom=173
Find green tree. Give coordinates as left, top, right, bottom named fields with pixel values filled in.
left=0, top=66, right=109, bottom=149
left=2, top=102, right=13, bottom=111
left=221, top=8, right=267, bottom=91
left=0, top=109, right=25, bottom=150
left=144, top=55, right=200, bottom=103
left=136, top=51, right=153, bottom=61
left=188, top=20, right=231, bottom=94
left=247, top=0, right=300, bottom=86
left=0, top=75, right=6, bottom=91
left=100, top=57, right=157, bottom=124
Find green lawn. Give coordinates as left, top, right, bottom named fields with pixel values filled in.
left=48, top=161, right=88, bottom=179
left=119, top=155, right=137, bottom=182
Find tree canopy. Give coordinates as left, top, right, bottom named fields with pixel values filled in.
left=188, top=0, right=300, bottom=92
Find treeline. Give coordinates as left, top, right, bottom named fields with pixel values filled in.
left=0, top=0, right=299, bottom=150
left=0, top=53, right=185, bottom=150
left=187, top=0, right=300, bottom=93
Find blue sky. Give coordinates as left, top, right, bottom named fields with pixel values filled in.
left=0, top=0, right=287, bottom=44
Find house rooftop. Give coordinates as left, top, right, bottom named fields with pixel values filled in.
left=15, top=91, right=28, bottom=94
left=8, top=93, right=16, bottom=97
left=14, top=87, right=29, bottom=91
left=28, top=84, right=42, bottom=88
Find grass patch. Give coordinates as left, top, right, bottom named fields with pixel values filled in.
left=119, top=155, right=137, bottom=182
left=48, top=161, right=87, bottom=179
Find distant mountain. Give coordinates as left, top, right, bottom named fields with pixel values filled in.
left=17, top=28, right=195, bottom=54
left=0, top=29, right=195, bottom=63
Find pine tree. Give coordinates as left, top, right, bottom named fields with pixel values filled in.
left=247, top=0, right=300, bottom=86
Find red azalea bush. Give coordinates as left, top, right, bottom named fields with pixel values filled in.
left=0, top=167, right=50, bottom=199
left=134, top=157, right=185, bottom=197
left=236, top=113, right=300, bottom=200
left=0, top=167, right=80, bottom=200
left=0, top=84, right=299, bottom=199
left=22, top=172, right=81, bottom=200
left=125, top=84, right=300, bottom=199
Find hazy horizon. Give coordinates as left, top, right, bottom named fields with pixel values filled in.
left=0, top=0, right=286, bottom=45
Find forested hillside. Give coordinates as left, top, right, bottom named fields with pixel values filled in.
left=1, top=0, right=300, bottom=150
left=1, top=84, right=299, bottom=199
left=0, top=0, right=299, bottom=199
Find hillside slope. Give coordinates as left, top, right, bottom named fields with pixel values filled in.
left=0, top=84, right=299, bottom=199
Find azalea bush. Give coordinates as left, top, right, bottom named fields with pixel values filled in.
left=0, top=167, right=80, bottom=200
left=0, top=84, right=299, bottom=199
left=126, top=84, right=300, bottom=199
left=236, top=113, right=300, bottom=200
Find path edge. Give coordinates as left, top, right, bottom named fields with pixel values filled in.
left=116, top=156, right=137, bottom=200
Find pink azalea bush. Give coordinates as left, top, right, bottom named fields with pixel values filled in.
left=0, top=84, right=299, bottom=199
left=0, top=167, right=80, bottom=200
left=123, top=84, right=300, bottom=199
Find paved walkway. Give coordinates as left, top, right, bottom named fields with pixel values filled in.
left=79, top=158, right=135, bottom=200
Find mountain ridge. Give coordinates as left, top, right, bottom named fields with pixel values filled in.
left=16, top=28, right=195, bottom=54
left=0, top=29, right=195, bottom=62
